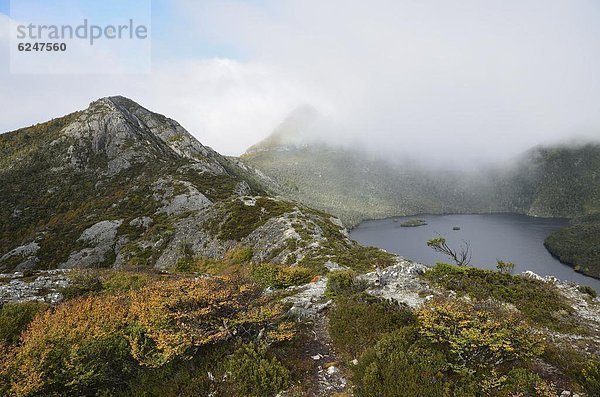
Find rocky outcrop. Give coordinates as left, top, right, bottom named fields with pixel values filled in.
left=61, top=220, right=123, bottom=269
left=0, top=242, right=41, bottom=271
left=0, top=270, right=70, bottom=305
left=283, top=257, right=432, bottom=318
left=359, top=259, right=433, bottom=308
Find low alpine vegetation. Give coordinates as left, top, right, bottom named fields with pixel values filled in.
left=326, top=261, right=600, bottom=396
left=0, top=274, right=297, bottom=397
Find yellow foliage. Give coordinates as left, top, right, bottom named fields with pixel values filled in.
left=417, top=298, right=544, bottom=375
left=7, top=295, right=130, bottom=396
left=1, top=275, right=294, bottom=396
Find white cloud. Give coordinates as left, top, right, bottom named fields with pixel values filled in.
left=175, top=0, right=600, bottom=162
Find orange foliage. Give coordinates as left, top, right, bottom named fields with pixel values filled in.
left=1, top=275, right=294, bottom=396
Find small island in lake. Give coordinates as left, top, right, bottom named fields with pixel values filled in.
left=400, top=218, right=427, bottom=227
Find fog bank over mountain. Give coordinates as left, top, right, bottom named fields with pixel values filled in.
left=185, top=0, right=600, bottom=164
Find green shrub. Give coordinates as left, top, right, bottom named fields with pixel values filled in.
left=122, top=344, right=231, bottom=397
left=0, top=301, right=48, bottom=345
left=582, top=360, right=600, bottom=396
left=250, top=263, right=313, bottom=288
left=349, top=298, right=549, bottom=397
left=541, top=342, right=590, bottom=390
left=499, top=368, right=555, bottom=397
left=226, top=343, right=291, bottom=397
left=325, top=270, right=367, bottom=299
left=216, top=197, right=296, bottom=241
left=329, top=296, right=415, bottom=358
left=223, top=245, right=253, bottom=265
left=60, top=270, right=103, bottom=299
left=328, top=245, right=396, bottom=273
left=102, top=272, right=152, bottom=293
left=352, top=328, right=448, bottom=397
left=578, top=285, right=598, bottom=298
left=423, top=263, right=577, bottom=331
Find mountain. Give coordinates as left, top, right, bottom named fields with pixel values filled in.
left=0, top=96, right=374, bottom=273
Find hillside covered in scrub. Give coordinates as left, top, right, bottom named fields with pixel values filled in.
left=0, top=257, right=599, bottom=396
left=0, top=97, right=377, bottom=275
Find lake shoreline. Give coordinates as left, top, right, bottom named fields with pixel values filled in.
left=345, top=211, right=572, bottom=230
left=350, top=213, right=600, bottom=290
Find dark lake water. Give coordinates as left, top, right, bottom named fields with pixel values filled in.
left=350, top=213, right=600, bottom=290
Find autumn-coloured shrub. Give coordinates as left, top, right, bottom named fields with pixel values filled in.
left=174, top=245, right=254, bottom=275
left=0, top=275, right=294, bottom=396
left=127, top=276, right=293, bottom=367
left=5, top=295, right=132, bottom=396
left=417, top=298, right=544, bottom=388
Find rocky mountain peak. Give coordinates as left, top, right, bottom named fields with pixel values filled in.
left=0, top=97, right=354, bottom=274
left=62, top=96, right=219, bottom=167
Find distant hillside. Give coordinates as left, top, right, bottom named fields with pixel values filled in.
left=242, top=111, right=537, bottom=225
left=525, top=144, right=600, bottom=217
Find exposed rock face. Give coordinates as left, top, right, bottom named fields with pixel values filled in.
left=359, top=259, right=432, bottom=308
left=61, top=220, right=123, bottom=269
left=0, top=96, right=354, bottom=272
left=0, top=242, right=41, bottom=271
left=152, top=178, right=212, bottom=215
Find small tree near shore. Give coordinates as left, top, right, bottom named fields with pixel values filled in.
left=496, top=260, right=516, bottom=274
left=427, top=237, right=471, bottom=266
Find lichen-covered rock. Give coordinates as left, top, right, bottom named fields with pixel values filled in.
left=359, top=259, right=432, bottom=308
left=0, top=242, right=41, bottom=271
